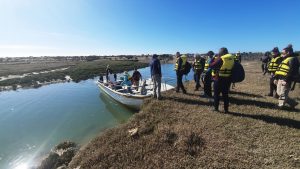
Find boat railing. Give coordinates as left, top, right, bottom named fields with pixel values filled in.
left=141, top=77, right=175, bottom=90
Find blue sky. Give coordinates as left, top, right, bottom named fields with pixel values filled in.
left=0, top=0, right=299, bottom=57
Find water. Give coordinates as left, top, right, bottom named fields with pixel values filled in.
left=0, top=64, right=193, bottom=169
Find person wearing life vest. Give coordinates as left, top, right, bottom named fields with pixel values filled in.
left=193, top=54, right=205, bottom=91
left=201, top=51, right=214, bottom=98
left=209, top=47, right=235, bottom=113
left=267, top=47, right=282, bottom=97
left=174, top=52, right=187, bottom=94
left=235, top=51, right=242, bottom=63
left=274, top=46, right=299, bottom=109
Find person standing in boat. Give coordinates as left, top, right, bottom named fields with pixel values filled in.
left=106, top=65, right=112, bottom=82
left=131, top=67, right=142, bottom=90
left=150, top=54, right=162, bottom=100
left=121, top=71, right=133, bottom=93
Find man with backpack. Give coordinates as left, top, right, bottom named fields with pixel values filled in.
left=193, top=54, right=205, bottom=91
left=174, top=52, right=187, bottom=94
left=210, top=47, right=235, bottom=113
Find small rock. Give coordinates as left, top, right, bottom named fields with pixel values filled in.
left=128, top=128, right=138, bottom=137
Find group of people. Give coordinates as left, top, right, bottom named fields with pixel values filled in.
left=102, top=44, right=299, bottom=111
left=100, top=65, right=143, bottom=93
left=100, top=55, right=163, bottom=99
left=264, top=45, right=299, bottom=108
left=174, top=44, right=299, bottom=112
left=175, top=48, right=242, bottom=113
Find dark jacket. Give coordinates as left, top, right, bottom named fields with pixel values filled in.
left=132, top=70, right=142, bottom=81
left=209, top=57, right=223, bottom=81
left=176, top=57, right=183, bottom=73
left=193, top=58, right=205, bottom=73
left=150, top=58, right=162, bottom=77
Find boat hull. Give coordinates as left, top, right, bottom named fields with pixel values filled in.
left=98, top=83, right=148, bottom=109
left=98, top=79, right=174, bottom=109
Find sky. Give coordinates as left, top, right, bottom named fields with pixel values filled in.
left=0, top=0, right=299, bottom=57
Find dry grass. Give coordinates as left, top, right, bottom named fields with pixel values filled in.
left=69, top=61, right=300, bottom=169
left=0, top=61, right=77, bottom=76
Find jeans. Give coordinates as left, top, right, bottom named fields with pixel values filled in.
left=213, top=78, right=231, bottom=112
left=176, top=71, right=186, bottom=93
left=152, top=74, right=161, bottom=98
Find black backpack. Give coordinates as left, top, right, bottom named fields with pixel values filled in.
left=261, top=56, right=270, bottom=63
left=231, top=61, right=245, bottom=83
left=183, top=61, right=192, bottom=75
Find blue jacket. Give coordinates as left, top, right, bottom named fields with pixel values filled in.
left=150, top=58, right=162, bottom=76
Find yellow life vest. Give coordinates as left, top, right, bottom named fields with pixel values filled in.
left=234, top=54, right=239, bottom=61
left=175, top=57, right=179, bottom=70
left=175, top=55, right=187, bottom=71
left=275, top=57, right=293, bottom=77
left=204, top=58, right=210, bottom=71
left=219, top=54, right=235, bottom=77
left=268, top=57, right=281, bottom=72
left=194, top=59, right=202, bottom=70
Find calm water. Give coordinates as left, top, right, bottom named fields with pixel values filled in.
left=0, top=64, right=193, bottom=169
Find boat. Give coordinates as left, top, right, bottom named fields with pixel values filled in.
left=97, top=78, right=174, bottom=109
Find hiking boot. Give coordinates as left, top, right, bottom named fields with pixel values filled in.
left=289, top=102, right=298, bottom=109
left=273, top=94, right=279, bottom=99
left=183, top=90, right=187, bottom=94
left=194, top=88, right=199, bottom=91
left=157, top=96, right=162, bottom=100
left=266, top=93, right=273, bottom=97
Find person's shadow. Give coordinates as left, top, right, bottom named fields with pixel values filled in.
left=221, top=111, right=300, bottom=130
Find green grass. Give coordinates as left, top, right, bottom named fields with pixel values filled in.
left=68, top=61, right=300, bottom=169
left=0, top=60, right=148, bottom=87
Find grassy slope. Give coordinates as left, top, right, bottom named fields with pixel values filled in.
left=69, top=61, right=300, bottom=169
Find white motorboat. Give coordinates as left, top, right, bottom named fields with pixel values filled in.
left=98, top=78, right=174, bottom=109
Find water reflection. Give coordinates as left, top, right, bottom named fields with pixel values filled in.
left=99, top=92, right=135, bottom=124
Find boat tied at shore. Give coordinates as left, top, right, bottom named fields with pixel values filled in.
left=98, top=77, right=174, bottom=109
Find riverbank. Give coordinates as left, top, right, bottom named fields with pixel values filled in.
left=0, top=60, right=148, bottom=92
left=66, top=61, right=300, bottom=169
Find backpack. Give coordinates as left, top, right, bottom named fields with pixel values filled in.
left=183, top=61, right=192, bottom=75
left=261, top=56, right=270, bottom=63
left=231, top=61, right=245, bottom=83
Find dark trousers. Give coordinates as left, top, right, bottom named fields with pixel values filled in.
left=194, top=71, right=201, bottom=89
left=213, top=78, right=231, bottom=112
left=269, top=74, right=277, bottom=95
left=176, top=72, right=186, bottom=92
left=262, top=63, right=268, bottom=75
left=204, top=73, right=212, bottom=97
